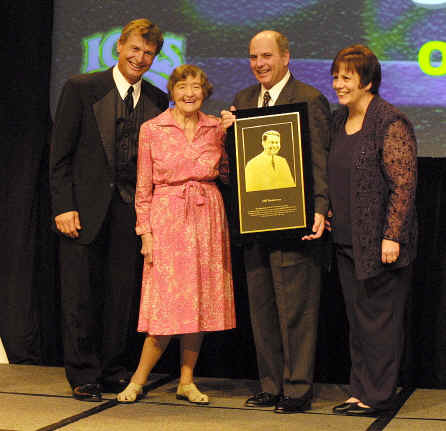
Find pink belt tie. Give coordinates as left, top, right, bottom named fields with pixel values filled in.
left=153, top=181, right=212, bottom=222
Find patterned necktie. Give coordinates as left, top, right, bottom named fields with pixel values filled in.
left=124, top=86, right=134, bottom=114
left=271, top=155, right=275, bottom=170
left=262, top=91, right=271, bottom=107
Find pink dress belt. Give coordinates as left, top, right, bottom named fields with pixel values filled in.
left=153, top=181, right=215, bottom=221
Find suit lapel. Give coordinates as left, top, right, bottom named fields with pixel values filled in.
left=276, top=76, right=297, bottom=105
left=140, top=80, right=168, bottom=121
left=141, top=86, right=160, bottom=121
left=244, top=85, right=261, bottom=109
left=93, top=69, right=117, bottom=169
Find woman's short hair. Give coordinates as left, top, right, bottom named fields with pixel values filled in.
left=167, top=65, right=214, bottom=101
left=330, top=44, right=381, bottom=94
left=119, top=18, right=164, bottom=55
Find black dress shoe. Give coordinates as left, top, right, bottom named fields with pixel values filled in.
left=332, top=401, right=359, bottom=414
left=102, top=378, right=130, bottom=393
left=245, top=392, right=281, bottom=407
left=344, top=404, right=385, bottom=417
left=274, top=396, right=311, bottom=414
left=72, top=383, right=102, bottom=402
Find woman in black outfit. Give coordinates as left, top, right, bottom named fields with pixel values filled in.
left=327, top=45, right=418, bottom=416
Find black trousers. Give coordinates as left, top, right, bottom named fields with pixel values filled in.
left=244, top=242, right=321, bottom=399
left=336, top=245, right=411, bottom=409
left=59, top=191, right=142, bottom=388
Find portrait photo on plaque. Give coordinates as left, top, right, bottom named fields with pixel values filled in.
left=230, top=103, right=313, bottom=238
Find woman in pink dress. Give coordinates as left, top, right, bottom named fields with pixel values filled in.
left=117, top=65, right=236, bottom=404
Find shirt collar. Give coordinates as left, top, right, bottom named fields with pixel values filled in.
left=258, top=70, right=291, bottom=107
left=113, top=65, right=142, bottom=106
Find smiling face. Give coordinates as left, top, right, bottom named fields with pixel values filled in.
left=262, top=133, right=281, bottom=156
left=117, top=31, right=157, bottom=84
left=172, top=75, right=204, bottom=116
left=249, top=32, right=290, bottom=90
left=332, top=63, right=372, bottom=108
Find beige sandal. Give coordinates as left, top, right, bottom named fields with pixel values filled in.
left=117, top=382, right=143, bottom=403
left=176, top=382, right=209, bottom=405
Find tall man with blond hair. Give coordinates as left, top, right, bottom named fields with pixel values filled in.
left=50, top=18, right=168, bottom=401
left=221, top=30, right=331, bottom=413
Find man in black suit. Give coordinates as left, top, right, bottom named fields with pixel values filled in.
left=50, top=18, right=168, bottom=401
left=221, top=30, right=330, bottom=413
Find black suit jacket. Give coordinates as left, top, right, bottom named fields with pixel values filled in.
left=50, top=68, right=168, bottom=244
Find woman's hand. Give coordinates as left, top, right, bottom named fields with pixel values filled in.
left=381, top=239, right=400, bottom=264
left=141, top=232, right=153, bottom=263
left=220, top=107, right=236, bottom=131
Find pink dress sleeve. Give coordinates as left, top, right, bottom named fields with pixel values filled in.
left=135, top=121, right=154, bottom=235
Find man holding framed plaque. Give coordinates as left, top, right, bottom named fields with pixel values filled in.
left=221, top=30, right=330, bottom=414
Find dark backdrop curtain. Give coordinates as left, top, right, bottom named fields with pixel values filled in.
left=1, top=0, right=446, bottom=389
left=412, top=159, right=446, bottom=387
left=1, top=0, right=61, bottom=364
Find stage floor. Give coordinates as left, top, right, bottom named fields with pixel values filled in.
left=1, top=365, right=446, bottom=431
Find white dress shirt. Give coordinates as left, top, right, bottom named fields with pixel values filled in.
left=257, top=70, right=291, bottom=108
left=113, top=65, right=142, bottom=108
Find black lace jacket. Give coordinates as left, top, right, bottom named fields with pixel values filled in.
left=331, top=96, right=418, bottom=280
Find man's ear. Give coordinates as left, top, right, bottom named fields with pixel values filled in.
left=282, top=50, right=290, bottom=67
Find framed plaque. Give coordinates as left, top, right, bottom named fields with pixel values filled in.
left=226, top=102, right=313, bottom=241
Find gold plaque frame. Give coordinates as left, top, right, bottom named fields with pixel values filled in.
left=227, top=103, right=314, bottom=240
